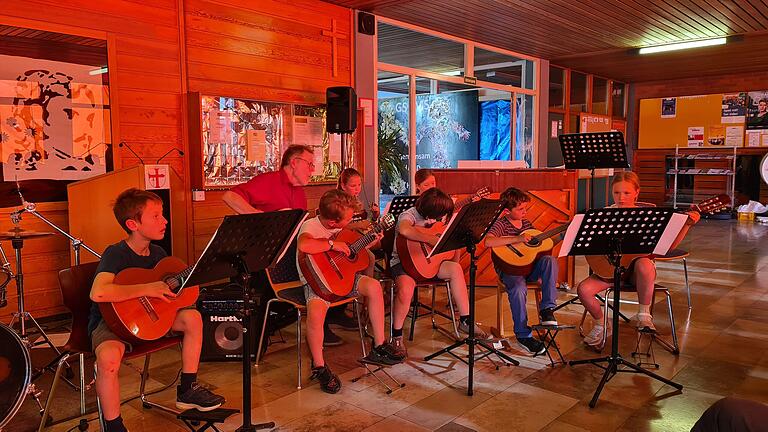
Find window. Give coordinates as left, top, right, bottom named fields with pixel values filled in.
left=612, top=82, right=626, bottom=119
left=592, top=77, right=609, bottom=115
left=569, top=71, right=587, bottom=112
left=474, top=47, right=534, bottom=89
left=549, top=66, right=565, bottom=110
left=378, top=22, right=464, bottom=77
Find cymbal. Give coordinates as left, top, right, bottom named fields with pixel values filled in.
left=0, top=229, right=55, bottom=241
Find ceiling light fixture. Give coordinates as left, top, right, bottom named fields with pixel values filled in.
left=639, top=37, right=726, bottom=54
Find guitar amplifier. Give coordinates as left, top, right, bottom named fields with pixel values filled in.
left=199, top=290, right=254, bottom=362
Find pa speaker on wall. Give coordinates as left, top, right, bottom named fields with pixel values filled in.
left=326, top=86, right=357, bottom=134
left=358, top=11, right=375, bottom=35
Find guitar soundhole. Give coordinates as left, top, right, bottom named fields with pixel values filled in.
left=349, top=252, right=357, bottom=260
left=527, top=239, right=540, bottom=247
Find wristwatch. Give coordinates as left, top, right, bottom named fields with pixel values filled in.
left=327, top=239, right=334, bottom=251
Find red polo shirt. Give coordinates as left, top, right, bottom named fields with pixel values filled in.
left=230, top=169, right=307, bottom=212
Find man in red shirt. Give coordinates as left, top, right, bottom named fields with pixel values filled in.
left=223, top=145, right=312, bottom=213
left=223, top=145, right=357, bottom=346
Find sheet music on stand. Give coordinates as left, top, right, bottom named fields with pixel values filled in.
left=427, top=199, right=505, bottom=259
left=558, top=132, right=630, bottom=170
left=182, top=210, right=308, bottom=289
left=384, top=195, right=419, bottom=220
left=558, top=208, right=688, bottom=258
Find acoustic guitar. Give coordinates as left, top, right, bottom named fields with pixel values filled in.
left=396, top=187, right=490, bottom=281
left=585, top=194, right=730, bottom=279
left=99, top=256, right=198, bottom=344
left=300, top=213, right=395, bottom=302
left=490, top=223, right=570, bottom=276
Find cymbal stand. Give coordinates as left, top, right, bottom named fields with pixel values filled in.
left=12, top=201, right=101, bottom=265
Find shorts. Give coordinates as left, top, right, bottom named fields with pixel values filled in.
left=303, top=273, right=364, bottom=306
left=389, top=262, right=408, bottom=279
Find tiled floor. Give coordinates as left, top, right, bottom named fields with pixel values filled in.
left=33, top=219, right=768, bottom=431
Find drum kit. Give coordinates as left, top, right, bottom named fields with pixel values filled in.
left=0, top=188, right=100, bottom=430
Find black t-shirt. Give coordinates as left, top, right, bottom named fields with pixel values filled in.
left=87, top=240, right=167, bottom=335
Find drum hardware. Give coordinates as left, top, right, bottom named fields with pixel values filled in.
left=8, top=188, right=102, bottom=387
left=0, top=323, right=51, bottom=430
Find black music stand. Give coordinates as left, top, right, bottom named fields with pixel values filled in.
left=558, top=131, right=629, bottom=210
left=422, top=199, right=518, bottom=396
left=385, top=195, right=419, bottom=219
left=555, top=131, right=631, bottom=313
left=564, top=207, right=686, bottom=408
left=183, top=210, right=307, bottom=432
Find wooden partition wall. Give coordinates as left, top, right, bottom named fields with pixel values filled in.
left=0, top=0, right=353, bottom=320
left=432, top=169, right=578, bottom=287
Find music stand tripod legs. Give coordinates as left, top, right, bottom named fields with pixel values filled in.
left=424, top=243, right=519, bottom=396
left=7, top=237, right=64, bottom=359
left=568, top=254, right=682, bottom=408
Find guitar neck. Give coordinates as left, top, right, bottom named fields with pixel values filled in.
left=349, top=222, right=387, bottom=254
left=167, top=266, right=194, bottom=292
left=533, top=224, right=569, bottom=242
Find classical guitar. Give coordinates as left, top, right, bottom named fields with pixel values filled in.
left=491, top=223, right=570, bottom=276
left=585, top=194, right=730, bottom=279
left=299, top=213, right=396, bottom=302
left=397, top=187, right=491, bottom=281
left=99, top=256, right=198, bottom=344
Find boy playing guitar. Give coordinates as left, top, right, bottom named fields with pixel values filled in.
left=88, top=189, right=224, bottom=432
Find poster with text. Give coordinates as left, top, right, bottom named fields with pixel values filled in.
left=687, top=126, right=704, bottom=147
left=747, top=91, right=768, bottom=130
left=661, top=98, right=677, bottom=118
left=721, top=92, right=747, bottom=123
left=725, top=126, right=744, bottom=147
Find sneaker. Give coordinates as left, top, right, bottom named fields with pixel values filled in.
left=327, top=311, right=359, bottom=331
left=360, top=343, right=403, bottom=366
left=377, top=341, right=407, bottom=363
left=176, top=383, right=225, bottom=412
left=583, top=322, right=611, bottom=348
left=323, top=324, right=344, bottom=347
left=390, top=336, right=408, bottom=358
left=539, top=308, right=558, bottom=326
left=517, top=337, right=546, bottom=355
left=458, top=321, right=493, bottom=340
left=637, top=313, right=656, bottom=332
left=310, top=365, right=341, bottom=394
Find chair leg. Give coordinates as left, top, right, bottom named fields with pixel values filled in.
left=600, top=289, right=611, bottom=349
left=408, top=286, right=418, bottom=341
left=79, top=352, right=86, bottom=415
left=653, top=290, right=680, bottom=355
left=296, top=308, right=302, bottom=390
left=94, top=364, right=106, bottom=432
left=389, top=280, right=395, bottom=339
left=255, top=298, right=277, bottom=366
left=445, top=282, right=459, bottom=339
left=430, top=284, right=437, bottom=329
left=38, top=353, right=70, bottom=432
left=683, top=258, right=691, bottom=309
left=139, top=354, right=179, bottom=415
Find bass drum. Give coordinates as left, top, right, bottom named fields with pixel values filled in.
left=0, top=323, right=31, bottom=429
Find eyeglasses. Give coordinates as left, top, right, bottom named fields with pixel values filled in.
left=294, top=157, right=316, bottom=168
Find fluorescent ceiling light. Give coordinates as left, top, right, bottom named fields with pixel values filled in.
left=89, top=67, right=108, bottom=75
left=639, top=37, right=726, bottom=54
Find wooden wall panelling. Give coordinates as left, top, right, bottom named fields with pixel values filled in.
left=1, top=0, right=184, bottom=319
